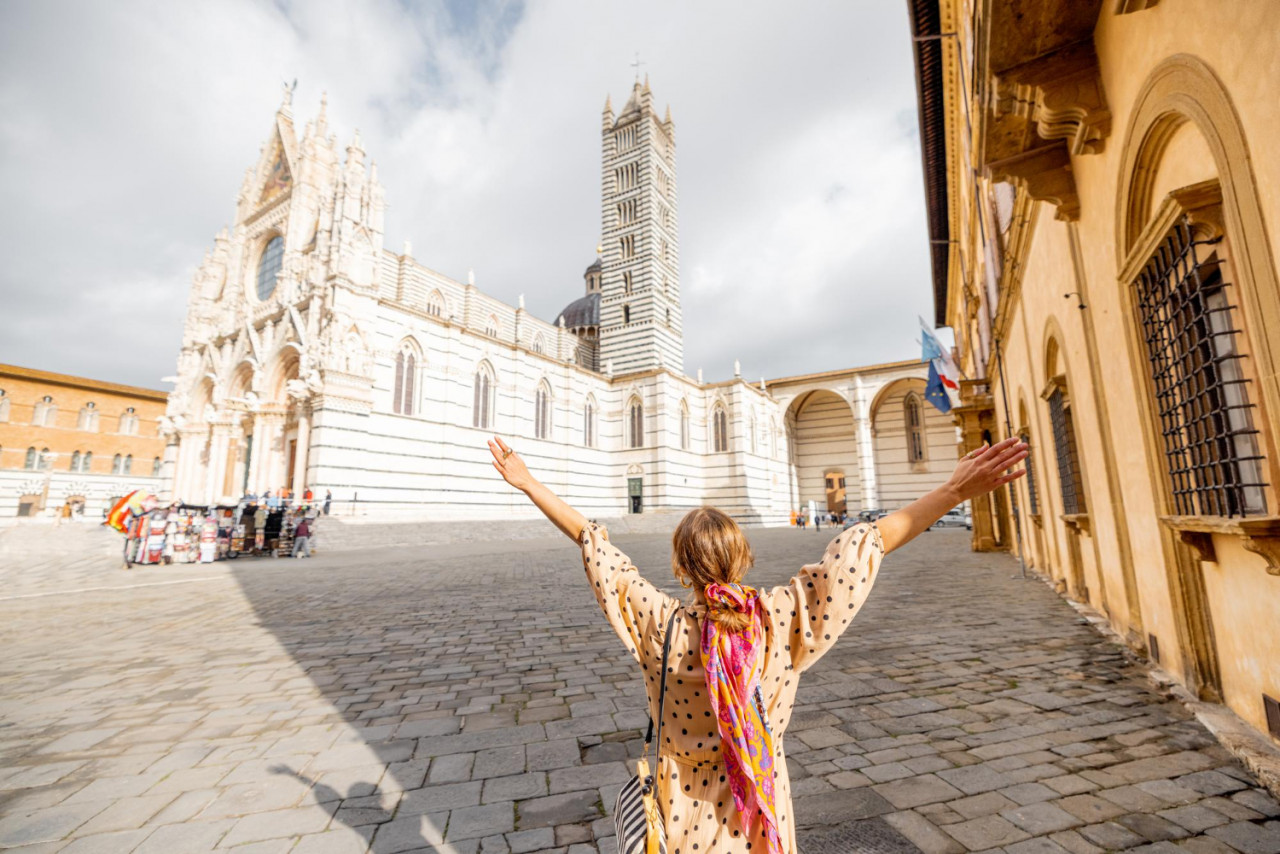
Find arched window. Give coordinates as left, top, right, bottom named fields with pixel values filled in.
left=628, top=397, right=644, bottom=449
left=472, top=363, right=494, bottom=429
left=905, top=393, right=926, bottom=462
left=426, top=290, right=445, bottom=318
left=119, top=407, right=139, bottom=435
left=1046, top=382, right=1086, bottom=515
left=583, top=396, right=596, bottom=448
left=123, top=454, right=133, bottom=475
left=623, top=304, right=631, bottom=324
left=25, top=447, right=37, bottom=470
left=485, top=315, right=500, bottom=338
left=151, top=457, right=162, bottom=477
left=712, top=404, right=728, bottom=453
left=39, top=448, right=52, bottom=470
left=0, top=389, right=9, bottom=423
left=112, top=453, right=123, bottom=475
left=532, top=334, right=545, bottom=355
left=534, top=381, right=552, bottom=440
left=70, top=451, right=81, bottom=472
left=393, top=342, right=418, bottom=416
left=33, top=395, right=56, bottom=426
left=77, top=402, right=98, bottom=432
left=680, top=401, right=690, bottom=450
left=256, top=235, right=284, bottom=301
left=82, top=451, right=92, bottom=472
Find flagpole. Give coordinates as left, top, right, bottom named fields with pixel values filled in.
left=992, top=334, right=1028, bottom=580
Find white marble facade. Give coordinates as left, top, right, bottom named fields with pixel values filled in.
left=164, top=82, right=956, bottom=523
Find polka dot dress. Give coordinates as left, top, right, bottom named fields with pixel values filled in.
left=580, top=521, right=886, bottom=854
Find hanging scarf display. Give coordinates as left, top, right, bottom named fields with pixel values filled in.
left=700, top=582, right=783, bottom=854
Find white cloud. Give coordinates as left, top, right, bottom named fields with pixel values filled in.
left=0, top=0, right=938, bottom=388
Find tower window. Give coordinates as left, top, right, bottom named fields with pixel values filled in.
left=623, top=271, right=633, bottom=294
left=623, top=304, right=631, bottom=324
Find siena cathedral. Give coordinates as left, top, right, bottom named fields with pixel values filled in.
left=164, top=80, right=956, bottom=523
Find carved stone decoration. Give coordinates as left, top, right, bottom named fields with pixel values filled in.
left=1176, top=529, right=1217, bottom=564
left=1241, top=534, right=1280, bottom=576
left=992, top=41, right=1111, bottom=156
left=987, top=144, right=1081, bottom=222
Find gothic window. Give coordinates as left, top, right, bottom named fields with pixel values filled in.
left=623, top=271, right=633, bottom=294
left=583, top=396, right=596, bottom=448
left=112, top=453, right=123, bottom=475
left=39, top=448, right=52, bottom=470
left=623, top=305, right=632, bottom=325
left=905, top=393, right=926, bottom=462
left=123, top=454, right=133, bottom=475
left=680, top=401, right=690, bottom=451
left=70, top=451, right=81, bottom=472
left=666, top=307, right=672, bottom=328
left=24, top=447, right=36, bottom=470
left=119, top=407, right=139, bottom=435
left=77, top=402, right=98, bottom=432
left=620, top=234, right=636, bottom=260
left=256, top=235, right=284, bottom=301
left=426, top=290, right=445, bottom=318
left=83, top=451, right=93, bottom=472
left=532, top=334, right=545, bottom=355
left=712, top=404, right=728, bottom=453
left=1133, top=218, right=1267, bottom=516
left=151, top=457, right=162, bottom=477
left=748, top=414, right=757, bottom=454
left=33, top=395, right=56, bottom=427
left=534, top=381, right=552, bottom=440
left=393, top=341, right=420, bottom=416
left=472, top=363, right=495, bottom=429
left=662, top=275, right=670, bottom=298
left=1046, top=384, right=1085, bottom=515
left=628, top=397, right=644, bottom=448
left=485, top=315, right=500, bottom=338
left=0, top=390, right=10, bottom=423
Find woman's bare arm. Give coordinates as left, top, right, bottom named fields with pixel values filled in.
left=876, top=436, right=1028, bottom=555
left=488, top=436, right=588, bottom=542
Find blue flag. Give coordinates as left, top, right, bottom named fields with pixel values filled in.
left=925, top=361, right=953, bottom=414
left=921, top=331, right=946, bottom=362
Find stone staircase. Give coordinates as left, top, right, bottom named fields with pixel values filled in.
left=310, top=509, right=688, bottom=553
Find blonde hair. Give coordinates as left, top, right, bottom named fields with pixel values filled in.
left=671, top=507, right=755, bottom=630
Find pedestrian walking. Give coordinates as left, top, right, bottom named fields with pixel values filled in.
left=323, top=490, right=332, bottom=516
left=814, top=512, right=821, bottom=532
left=486, top=435, right=1025, bottom=853
left=57, top=501, right=72, bottom=526
left=291, top=516, right=311, bottom=558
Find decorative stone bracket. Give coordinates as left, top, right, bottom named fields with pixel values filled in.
left=1161, top=515, right=1280, bottom=575
left=1061, top=512, right=1091, bottom=536
left=992, top=40, right=1111, bottom=156
left=987, top=144, right=1080, bottom=222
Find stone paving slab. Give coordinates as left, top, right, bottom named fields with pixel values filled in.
left=1, top=527, right=1278, bottom=853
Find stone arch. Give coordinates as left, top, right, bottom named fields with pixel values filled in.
left=533, top=376, right=553, bottom=440
left=785, top=389, right=858, bottom=514
left=393, top=335, right=424, bottom=417
left=472, top=359, right=496, bottom=429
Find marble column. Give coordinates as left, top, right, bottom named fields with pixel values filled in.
left=852, top=376, right=879, bottom=510
left=290, top=404, right=311, bottom=497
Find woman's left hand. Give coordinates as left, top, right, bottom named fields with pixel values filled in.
left=488, top=436, right=535, bottom=492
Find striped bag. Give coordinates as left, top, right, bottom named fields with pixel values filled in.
left=614, top=609, right=678, bottom=854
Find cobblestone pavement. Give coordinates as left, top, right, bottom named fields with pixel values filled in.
left=2, top=525, right=1278, bottom=854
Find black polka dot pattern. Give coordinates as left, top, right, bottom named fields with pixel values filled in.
left=579, top=521, right=885, bottom=852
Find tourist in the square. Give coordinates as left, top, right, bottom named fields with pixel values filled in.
left=323, top=490, right=332, bottom=515
left=291, top=515, right=311, bottom=559
left=487, top=434, right=1026, bottom=854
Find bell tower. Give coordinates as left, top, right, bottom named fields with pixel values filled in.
left=598, top=76, right=683, bottom=375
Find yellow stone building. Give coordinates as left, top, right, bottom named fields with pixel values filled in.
left=909, top=0, right=1280, bottom=747
left=0, top=364, right=168, bottom=517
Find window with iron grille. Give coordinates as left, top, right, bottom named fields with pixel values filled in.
left=1047, top=387, right=1085, bottom=515
left=1020, top=431, right=1040, bottom=516
left=1133, top=216, right=1267, bottom=516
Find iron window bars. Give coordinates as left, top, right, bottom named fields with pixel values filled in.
left=1047, top=388, right=1085, bottom=516
left=1132, top=216, right=1267, bottom=517
left=1019, top=431, right=1040, bottom=516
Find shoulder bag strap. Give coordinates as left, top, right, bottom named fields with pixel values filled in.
left=644, top=607, right=681, bottom=763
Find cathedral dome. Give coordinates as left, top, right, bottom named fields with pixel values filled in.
left=557, top=292, right=600, bottom=330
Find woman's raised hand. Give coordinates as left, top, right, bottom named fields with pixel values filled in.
left=946, top=436, right=1028, bottom=503
left=488, top=436, right=535, bottom=492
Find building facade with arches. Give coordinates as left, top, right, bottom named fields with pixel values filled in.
left=0, top=363, right=167, bottom=517
left=911, top=0, right=1280, bottom=744
left=162, top=81, right=958, bottom=529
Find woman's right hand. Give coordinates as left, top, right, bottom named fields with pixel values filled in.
left=946, top=436, right=1028, bottom=502
left=488, top=436, right=535, bottom=492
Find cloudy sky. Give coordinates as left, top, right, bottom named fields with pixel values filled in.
left=0, top=0, right=942, bottom=390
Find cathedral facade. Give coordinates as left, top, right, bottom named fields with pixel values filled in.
left=163, top=81, right=956, bottom=523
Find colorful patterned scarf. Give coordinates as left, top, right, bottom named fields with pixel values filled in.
left=700, top=582, right=783, bottom=854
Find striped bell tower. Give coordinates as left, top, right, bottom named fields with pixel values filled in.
left=598, top=76, right=683, bottom=375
